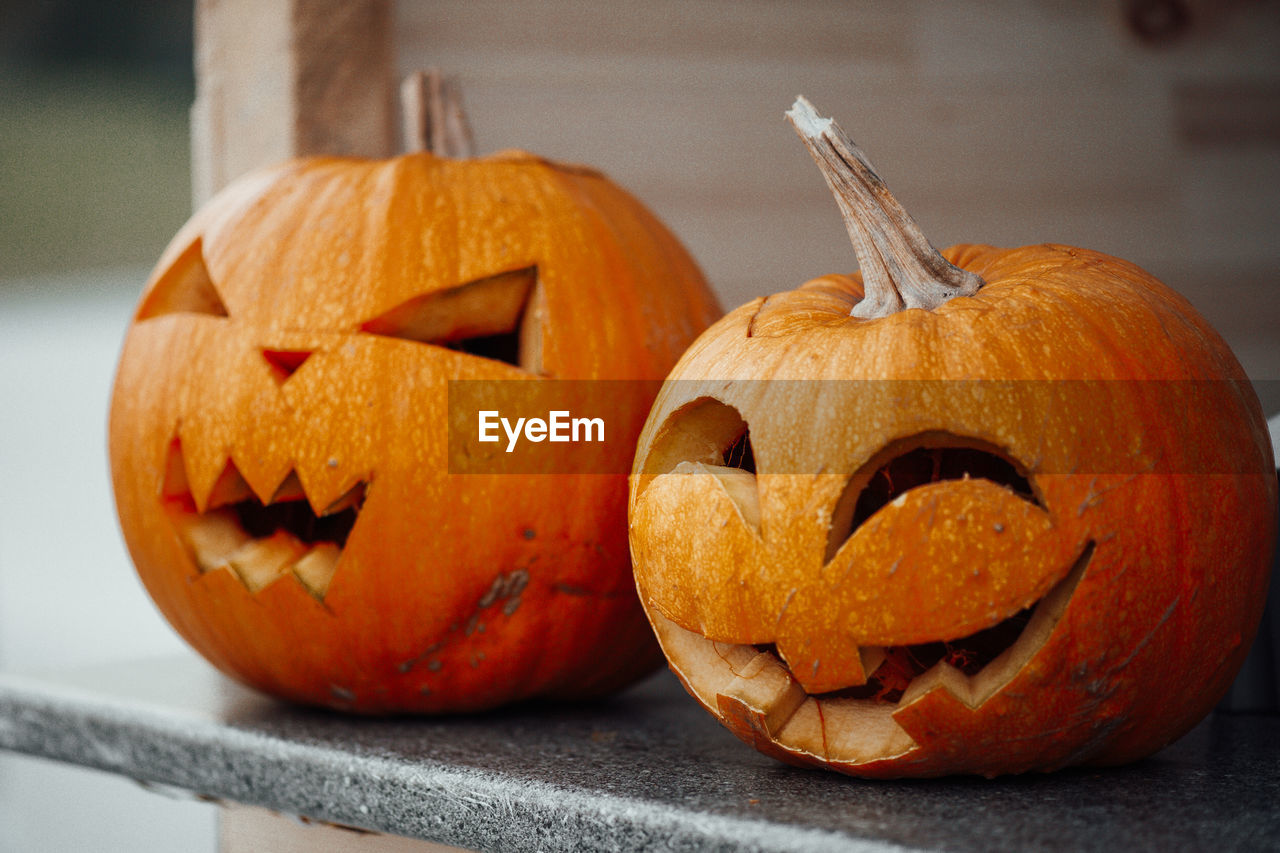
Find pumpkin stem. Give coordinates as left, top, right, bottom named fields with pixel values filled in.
left=786, top=96, right=983, bottom=319
left=401, top=68, right=475, bottom=157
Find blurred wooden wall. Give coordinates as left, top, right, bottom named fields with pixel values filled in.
left=394, top=0, right=1280, bottom=411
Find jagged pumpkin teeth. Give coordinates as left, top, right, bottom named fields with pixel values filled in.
left=175, top=508, right=251, bottom=574
left=227, top=532, right=309, bottom=594
left=322, top=483, right=365, bottom=517
left=859, top=647, right=887, bottom=678
left=204, top=461, right=255, bottom=510
left=270, top=471, right=307, bottom=504
left=293, top=544, right=341, bottom=599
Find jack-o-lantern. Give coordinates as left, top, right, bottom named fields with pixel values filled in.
left=628, top=98, right=1277, bottom=777
left=110, top=136, right=720, bottom=712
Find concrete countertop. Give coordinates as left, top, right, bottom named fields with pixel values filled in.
left=0, top=654, right=1277, bottom=852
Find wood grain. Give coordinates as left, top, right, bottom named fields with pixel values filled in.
left=186, top=0, right=1278, bottom=403
left=191, top=0, right=394, bottom=206
left=391, top=0, right=1279, bottom=396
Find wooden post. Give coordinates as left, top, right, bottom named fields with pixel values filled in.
left=190, top=0, right=396, bottom=207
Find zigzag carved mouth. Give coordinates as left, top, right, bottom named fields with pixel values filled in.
left=162, top=440, right=365, bottom=600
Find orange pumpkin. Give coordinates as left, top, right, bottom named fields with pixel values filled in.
left=628, top=98, right=1277, bottom=776
left=110, top=147, right=720, bottom=712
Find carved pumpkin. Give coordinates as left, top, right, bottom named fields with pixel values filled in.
left=110, top=148, right=720, bottom=712
left=628, top=98, right=1277, bottom=776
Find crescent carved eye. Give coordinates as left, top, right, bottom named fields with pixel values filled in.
left=826, top=437, right=1039, bottom=564
left=361, top=265, right=543, bottom=374
left=136, top=238, right=229, bottom=320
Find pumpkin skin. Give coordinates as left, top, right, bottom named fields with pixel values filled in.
left=629, top=241, right=1277, bottom=777
left=110, top=150, right=720, bottom=712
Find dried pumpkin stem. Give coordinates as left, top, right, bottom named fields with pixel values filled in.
left=786, top=96, right=983, bottom=319
left=401, top=68, right=476, bottom=157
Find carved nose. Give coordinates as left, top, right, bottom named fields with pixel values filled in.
left=261, top=348, right=313, bottom=385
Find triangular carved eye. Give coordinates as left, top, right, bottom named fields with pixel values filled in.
left=361, top=266, right=542, bottom=372
left=137, top=238, right=229, bottom=320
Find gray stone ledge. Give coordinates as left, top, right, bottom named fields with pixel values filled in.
left=0, top=655, right=1277, bottom=852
